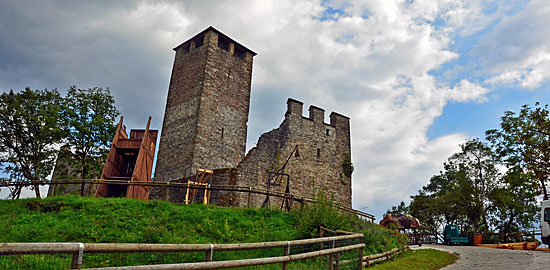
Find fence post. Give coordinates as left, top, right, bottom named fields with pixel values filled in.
left=320, top=227, right=324, bottom=250
left=205, top=243, right=213, bottom=270
left=358, top=237, right=364, bottom=270
left=282, top=241, right=290, bottom=270
left=328, top=240, right=335, bottom=270
left=70, top=243, right=84, bottom=270
left=334, top=240, right=340, bottom=270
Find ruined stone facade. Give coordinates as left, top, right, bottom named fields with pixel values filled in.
left=155, top=27, right=255, bottom=181
left=153, top=27, right=352, bottom=208
left=210, top=99, right=352, bottom=208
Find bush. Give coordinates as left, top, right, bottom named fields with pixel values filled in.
left=292, top=190, right=408, bottom=254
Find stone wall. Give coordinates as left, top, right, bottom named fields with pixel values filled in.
left=210, top=98, right=353, bottom=208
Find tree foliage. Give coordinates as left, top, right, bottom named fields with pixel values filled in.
left=486, top=102, right=550, bottom=199
left=0, top=88, right=65, bottom=198
left=406, top=139, right=500, bottom=233
left=487, top=167, right=538, bottom=233
left=62, top=86, right=119, bottom=179
left=0, top=86, right=119, bottom=198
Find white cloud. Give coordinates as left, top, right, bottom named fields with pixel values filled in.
left=485, top=48, right=550, bottom=89
left=447, top=79, right=490, bottom=102
left=479, top=0, right=550, bottom=90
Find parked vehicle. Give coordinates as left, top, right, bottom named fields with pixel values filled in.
left=541, top=200, right=550, bottom=245
left=443, top=224, right=469, bottom=245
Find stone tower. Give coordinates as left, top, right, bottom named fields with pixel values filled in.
left=155, top=26, right=256, bottom=181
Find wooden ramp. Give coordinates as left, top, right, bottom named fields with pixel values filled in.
left=95, top=116, right=158, bottom=200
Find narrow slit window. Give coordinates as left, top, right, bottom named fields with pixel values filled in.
left=326, top=129, right=330, bottom=135
left=221, top=128, right=224, bottom=138
left=317, top=148, right=321, bottom=158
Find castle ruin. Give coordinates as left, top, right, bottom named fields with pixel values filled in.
left=153, top=27, right=352, bottom=208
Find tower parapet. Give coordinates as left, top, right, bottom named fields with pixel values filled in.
left=286, top=98, right=304, bottom=117
left=309, top=105, right=325, bottom=123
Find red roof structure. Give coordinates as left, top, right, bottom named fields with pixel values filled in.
left=379, top=214, right=421, bottom=230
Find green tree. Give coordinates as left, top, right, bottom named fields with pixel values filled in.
left=486, top=103, right=550, bottom=199
left=445, top=139, right=500, bottom=232
left=0, top=88, right=66, bottom=198
left=62, top=86, right=119, bottom=180
left=386, top=201, right=409, bottom=216
left=407, top=139, right=499, bottom=233
left=488, top=167, right=538, bottom=233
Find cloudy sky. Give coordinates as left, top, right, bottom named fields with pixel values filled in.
left=1, top=0, right=549, bottom=219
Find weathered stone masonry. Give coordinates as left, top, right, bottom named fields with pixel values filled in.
left=155, top=27, right=255, bottom=182
left=210, top=98, right=352, bottom=208
left=153, top=27, right=352, bottom=208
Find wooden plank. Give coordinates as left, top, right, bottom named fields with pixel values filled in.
left=0, top=243, right=81, bottom=255
left=82, top=235, right=363, bottom=253
left=84, top=244, right=365, bottom=270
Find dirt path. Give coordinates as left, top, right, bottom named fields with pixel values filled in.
left=412, top=244, right=550, bottom=270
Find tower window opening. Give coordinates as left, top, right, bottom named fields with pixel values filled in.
left=317, top=148, right=321, bottom=158
left=194, top=34, right=204, bottom=48
left=217, top=35, right=230, bottom=51
left=221, top=127, right=224, bottom=138
left=326, top=129, right=330, bottom=135
left=234, top=45, right=246, bottom=60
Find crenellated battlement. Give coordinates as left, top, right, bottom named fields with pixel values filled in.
left=173, top=26, right=256, bottom=62
left=286, top=98, right=350, bottom=129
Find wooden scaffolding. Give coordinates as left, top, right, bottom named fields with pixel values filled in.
left=95, top=116, right=158, bottom=200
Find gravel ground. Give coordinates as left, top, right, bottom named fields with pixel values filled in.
left=411, top=244, right=550, bottom=270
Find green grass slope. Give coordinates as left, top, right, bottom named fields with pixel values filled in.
left=0, top=195, right=297, bottom=244
left=0, top=195, right=411, bottom=269
left=0, top=195, right=406, bottom=254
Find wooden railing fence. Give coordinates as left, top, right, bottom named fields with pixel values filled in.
left=361, top=246, right=409, bottom=268
left=0, top=179, right=376, bottom=222
left=0, top=234, right=365, bottom=270
left=319, top=227, right=409, bottom=268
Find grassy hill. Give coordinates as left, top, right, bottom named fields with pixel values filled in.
left=0, top=195, right=407, bottom=268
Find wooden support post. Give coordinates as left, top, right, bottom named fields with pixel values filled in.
left=185, top=180, right=191, bottom=204
left=320, top=227, right=324, bottom=250
left=70, top=253, right=80, bottom=269
left=70, top=243, right=83, bottom=270
left=335, top=241, right=340, bottom=270
left=205, top=243, right=213, bottom=270
left=358, top=237, right=364, bottom=270
left=247, top=187, right=252, bottom=207
left=203, top=184, right=208, bottom=204
left=282, top=241, right=290, bottom=270
left=328, top=240, right=335, bottom=270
